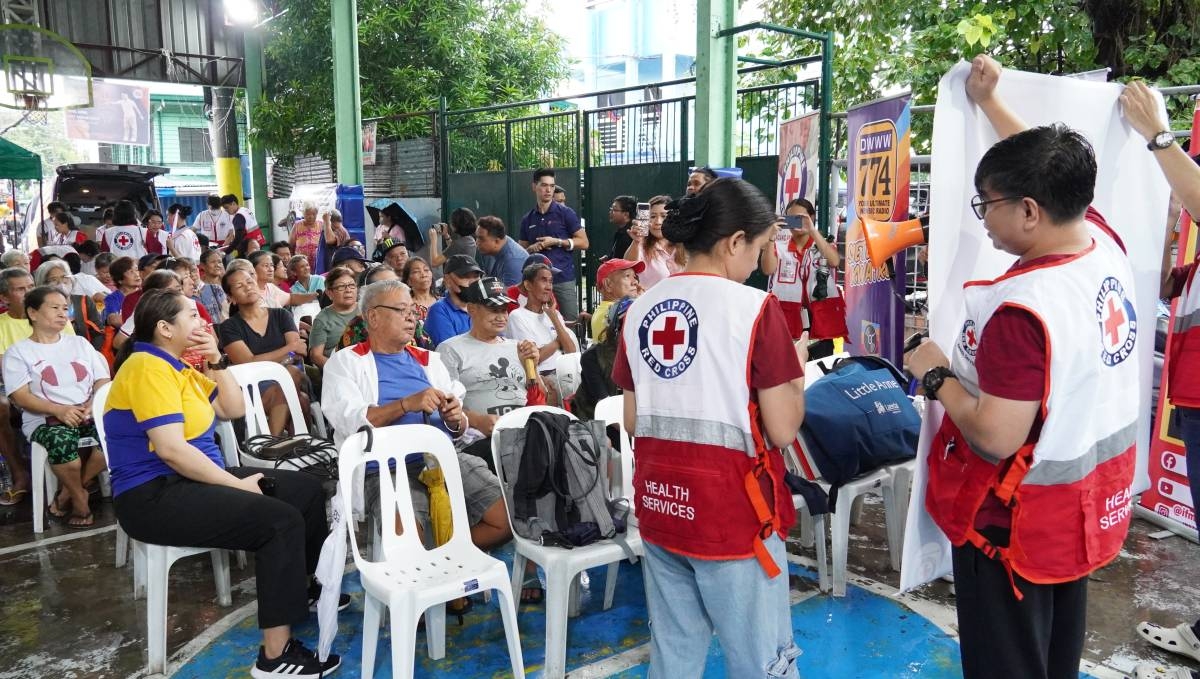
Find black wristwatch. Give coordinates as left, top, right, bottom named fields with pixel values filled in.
left=1147, top=130, right=1174, bottom=151
left=922, top=366, right=957, bottom=401
left=207, top=355, right=231, bottom=371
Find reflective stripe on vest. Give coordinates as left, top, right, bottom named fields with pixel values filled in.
left=623, top=274, right=795, bottom=575
left=926, top=223, right=1139, bottom=593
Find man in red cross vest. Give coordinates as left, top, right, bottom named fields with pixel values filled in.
left=909, top=55, right=1140, bottom=679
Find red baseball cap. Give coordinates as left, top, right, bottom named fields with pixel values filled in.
left=596, top=258, right=646, bottom=287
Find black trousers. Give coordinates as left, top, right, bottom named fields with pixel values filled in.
left=952, top=542, right=1088, bottom=679
left=114, top=467, right=327, bottom=629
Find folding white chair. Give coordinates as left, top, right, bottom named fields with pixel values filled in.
left=228, top=361, right=329, bottom=468
left=339, top=425, right=524, bottom=679
left=492, top=405, right=644, bottom=679
left=92, top=382, right=232, bottom=675
left=778, top=444, right=832, bottom=593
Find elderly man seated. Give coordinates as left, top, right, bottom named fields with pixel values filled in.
left=322, top=278, right=513, bottom=613
left=437, top=277, right=545, bottom=468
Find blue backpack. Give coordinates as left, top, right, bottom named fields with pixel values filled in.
left=799, top=356, right=920, bottom=499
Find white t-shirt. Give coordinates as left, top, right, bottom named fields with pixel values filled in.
left=2, top=335, right=109, bottom=438
left=169, top=226, right=202, bottom=261
left=504, top=306, right=561, bottom=371
left=262, top=282, right=291, bottom=309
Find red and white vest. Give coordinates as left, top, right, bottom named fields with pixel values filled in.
left=103, top=224, right=148, bottom=259
left=768, top=232, right=838, bottom=337
left=622, top=273, right=795, bottom=576
left=1167, top=254, right=1200, bottom=407
left=926, top=224, right=1139, bottom=593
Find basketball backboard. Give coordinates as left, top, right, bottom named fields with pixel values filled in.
left=0, top=24, right=91, bottom=111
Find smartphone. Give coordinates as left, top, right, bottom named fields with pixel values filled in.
left=784, top=215, right=806, bottom=230
left=636, top=202, right=651, bottom=222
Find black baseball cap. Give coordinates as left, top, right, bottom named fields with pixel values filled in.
left=331, top=246, right=370, bottom=266
left=372, top=237, right=407, bottom=262
left=138, top=254, right=168, bottom=269
left=460, top=277, right=515, bottom=308
left=444, top=254, right=484, bottom=277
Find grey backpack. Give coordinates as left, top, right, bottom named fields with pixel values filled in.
left=495, top=411, right=628, bottom=548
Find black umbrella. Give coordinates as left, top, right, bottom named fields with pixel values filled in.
left=366, top=198, right=424, bottom=249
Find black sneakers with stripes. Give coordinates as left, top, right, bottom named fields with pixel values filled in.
left=250, top=638, right=341, bottom=679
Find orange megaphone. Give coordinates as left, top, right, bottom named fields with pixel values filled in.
left=860, top=215, right=929, bottom=268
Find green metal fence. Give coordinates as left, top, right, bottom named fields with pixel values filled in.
left=439, top=62, right=823, bottom=313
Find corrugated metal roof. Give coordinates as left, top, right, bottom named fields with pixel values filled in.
left=39, top=0, right=244, bottom=88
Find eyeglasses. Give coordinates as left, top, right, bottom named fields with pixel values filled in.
left=372, top=304, right=417, bottom=318
left=970, top=194, right=1023, bottom=219
left=329, top=283, right=357, bottom=292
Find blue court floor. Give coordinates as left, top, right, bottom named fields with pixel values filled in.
left=175, top=554, right=971, bottom=678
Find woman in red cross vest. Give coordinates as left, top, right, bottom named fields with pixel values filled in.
left=760, top=197, right=846, bottom=360
left=612, top=178, right=807, bottom=678
left=1121, top=79, right=1200, bottom=679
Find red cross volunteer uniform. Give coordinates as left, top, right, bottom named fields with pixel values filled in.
left=768, top=230, right=840, bottom=340
left=614, top=273, right=798, bottom=574
left=926, top=219, right=1140, bottom=590
left=1166, top=252, right=1200, bottom=408
left=101, top=223, right=148, bottom=260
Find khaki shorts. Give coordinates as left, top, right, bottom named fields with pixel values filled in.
left=365, top=452, right=502, bottom=546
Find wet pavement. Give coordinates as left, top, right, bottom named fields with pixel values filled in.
left=1, top=491, right=1198, bottom=678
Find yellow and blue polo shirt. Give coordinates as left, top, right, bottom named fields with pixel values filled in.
left=103, top=342, right=223, bottom=496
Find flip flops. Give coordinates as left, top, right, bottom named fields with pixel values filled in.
left=65, top=512, right=94, bottom=529
left=520, top=576, right=544, bottom=605
left=1137, top=621, right=1200, bottom=663
left=0, top=488, right=28, bottom=506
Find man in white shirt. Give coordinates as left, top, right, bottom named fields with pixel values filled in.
left=505, top=259, right=577, bottom=372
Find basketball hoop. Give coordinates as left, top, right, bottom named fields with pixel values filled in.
left=20, top=94, right=48, bottom=125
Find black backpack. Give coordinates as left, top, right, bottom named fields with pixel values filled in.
left=495, top=411, right=630, bottom=549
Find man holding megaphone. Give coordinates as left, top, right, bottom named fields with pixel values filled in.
left=760, top=198, right=847, bottom=357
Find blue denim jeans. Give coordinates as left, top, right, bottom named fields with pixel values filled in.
left=642, top=534, right=801, bottom=679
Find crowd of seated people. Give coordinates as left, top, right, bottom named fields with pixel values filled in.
left=0, top=187, right=668, bottom=676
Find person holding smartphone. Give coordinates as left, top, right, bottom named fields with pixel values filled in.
left=760, top=198, right=844, bottom=357
left=624, top=195, right=687, bottom=289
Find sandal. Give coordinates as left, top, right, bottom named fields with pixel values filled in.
left=1134, top=662, right=1194, bottom=679
left=1137, top=621, right=1200, bottom=662
left=520, top=576, right=544, bottom=605
left=65, top=512, right=94, bottom=529
left=0, top=488, right=28, bottom=506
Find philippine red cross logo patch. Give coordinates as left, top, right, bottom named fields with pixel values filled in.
left=1095, top=276, right=1137, bottom=366
left=637, top=299, right=699, bottom=379
left=113, top=231, right=134, bottom=251
left=957, top=319, right=978, bottom=361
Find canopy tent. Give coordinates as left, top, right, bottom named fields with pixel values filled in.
left=0, top=137, right=42, bottom=180
left=0, top=138, right=43, bottom=251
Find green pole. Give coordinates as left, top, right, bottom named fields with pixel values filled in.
left=694, top=0, right=736, bottom=167
left=818, top=32, right=834, bottom=238
left=243, top=28, right=270, bottom=235
left=438, top=96, right=449, bottom=223
left=331, top=0, right=363, bottom=185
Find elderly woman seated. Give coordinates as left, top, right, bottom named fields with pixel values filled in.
left=3, top=286, right=110, bottom=527
left=322, top=278, right=513, bottom=617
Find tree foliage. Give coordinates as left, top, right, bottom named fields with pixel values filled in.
left=754, top=0, right=1200, bottom=153
left=254, top=0, right=570, bottom=161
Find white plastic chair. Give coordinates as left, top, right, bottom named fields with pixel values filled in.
left=92, top=382, right=233, bottom=675
left=492, top=405, right=643, bottom=679
left=227, top=361, right=329, bottom=468
left=339, top=424, right=524, bottom=679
